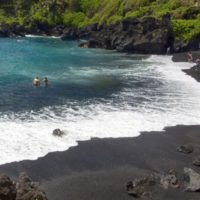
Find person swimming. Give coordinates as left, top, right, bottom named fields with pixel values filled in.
left=44, top=77, right=49, bottom=87
left=33, top=77, right=40, bottom=86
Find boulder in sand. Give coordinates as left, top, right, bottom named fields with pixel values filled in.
left=126, top=175, right=156, bottom=198
left=0, top=174, right=16, bottom=200
left=16, top=172, right=48, bottom=200
left=193, top=156, right=200, bottom=167
left=177, top=144, right=194, bottom=154
left=184, top=168, right=200, bottom=192
left=159, top=170, right=180, bottom=189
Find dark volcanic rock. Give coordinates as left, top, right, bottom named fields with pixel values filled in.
left=61, top=28, right=78, bottom=40
left=184, top=168, right=200, bottom=192
left=76, top=16, right=174, bottom=54
left=0, top=172, right=48, bottom=200
left=16, top=172, right=48, bottom=200
left=126, top=175, right=156, bottom=198
left=183, top=65, right=200, bottom=82
left=177, top=144, right=194, bottom=154
left=0, top=29, right=10, bottom=37
left=0, top=174, right=16, bottom=200
left=193, top=156, right=200, bottom=167
left=51, top=25, right=65, bottom=36
left=159, top=170, right=180, bottom=189
left=79, top=39, right=102, bottom=48
left=0, top=23, right=25, bottom=38
left=52, top=129, right=65, bottom=137
left=174, top=33, right=200, bottom=53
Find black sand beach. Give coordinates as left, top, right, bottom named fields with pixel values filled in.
left=0, top=125, right=200, bottom=200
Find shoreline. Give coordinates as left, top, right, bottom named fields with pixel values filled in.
left=172, top=51, right=200, bottom=82
left=0, top=125, right=200, bottom=200
left=0, top=37, right=199, bottom=199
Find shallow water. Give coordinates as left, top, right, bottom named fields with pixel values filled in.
left=0, top=36, right=199, bottom=164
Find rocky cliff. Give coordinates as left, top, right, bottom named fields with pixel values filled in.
left=62, top=15, right=173, bottom=54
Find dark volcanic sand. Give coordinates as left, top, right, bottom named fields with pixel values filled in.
left=0, top=125, right=200, bottom=200
left=172, top=51, right=200, bottom=62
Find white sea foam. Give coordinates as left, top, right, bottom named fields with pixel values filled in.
left=0, top=55, right=200, bottom=164
left=25, top=35, right=60, bottom=39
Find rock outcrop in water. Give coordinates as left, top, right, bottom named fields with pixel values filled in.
left=0, top=172, right=48, bottom=200
left=52, top=129, right=65, bottom=137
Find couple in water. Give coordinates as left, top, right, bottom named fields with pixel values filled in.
left=33, top=77, right=48, bottom=87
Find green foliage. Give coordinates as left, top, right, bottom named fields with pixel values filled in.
left=80, top=0, right=101, bottom=16
left=125, top=7, right=151, bottom=18
left=107, top=15, right=123, bottom=24
left=171, top=19, right=200, bottom=42
left=63, top=12, right=85, bottom=27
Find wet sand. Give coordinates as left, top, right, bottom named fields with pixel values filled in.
left=0, top=125, right=200, bottom=200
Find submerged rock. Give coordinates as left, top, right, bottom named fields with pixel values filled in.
left=53, top=129, right=65, bottom=137
left=184, top=168, right=200, bottom=192
left=16, top=172, right=48, bottom=200
left=177, top=144, right=194, bottom=154
left=0, top=174, right=16, bottom=200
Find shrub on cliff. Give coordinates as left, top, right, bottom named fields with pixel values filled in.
left=63, top=11, right=85, bottom=27
left=171, top=19, right=200, bottom=42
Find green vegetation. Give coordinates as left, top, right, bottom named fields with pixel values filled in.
left=171, top=19, right=200, bottom=42
left=0, top=0, right=199, bottom=41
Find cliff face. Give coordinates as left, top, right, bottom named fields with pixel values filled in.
left=73, top=15, right=174, bottom=54
left=61, top=14, right=200, bottom=54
